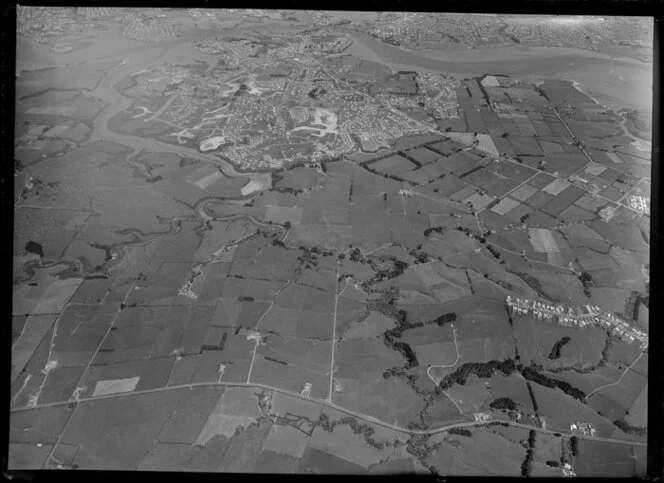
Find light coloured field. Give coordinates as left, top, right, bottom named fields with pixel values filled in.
left=32, top=278, right=84, bottom=315
left=510, top=184, right=538, bottom=202
left=92, top=376, right=140, bottom=397
left=490, top=197, right=520, bottom=216
left=584, top=163, right=608, bottom=176
left=194, top=170, right=223, bottom=190
left=542, top=178, right=571, bottom=195
left=606, top=152, right=623, bottom=163
left=464, top=192, right=496, bottom=210
left=476, top=134, right=499, bottom=156
left=528, top=228, right=559, bottom=253
left=241, top=179, right=264, bottom=196
left=11, top=314, right=58, bottom=384
left=195, top=387, right=261, bottom=445
left=443, top=132, right=476, bottom=145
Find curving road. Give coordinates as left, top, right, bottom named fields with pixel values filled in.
left=24, top=32, right=647, bottom=453
left=11, top=379, right=646, bottom=448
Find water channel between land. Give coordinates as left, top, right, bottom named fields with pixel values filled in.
left=88, top=47, right=271, bottom=191
left=339, top=28, right=653, bottom=114
left=20, top=25, right=652, bottom=272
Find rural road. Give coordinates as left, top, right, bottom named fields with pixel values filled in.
left=12, top=379, right=646, bottom=448
left=586, top=351, right=645, bottom=399
left=426, top=326, right=460, bottom=385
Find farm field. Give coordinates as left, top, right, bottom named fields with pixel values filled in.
left=12, top=8, right=650, bottom=476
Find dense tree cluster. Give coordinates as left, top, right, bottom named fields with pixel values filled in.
left=489, top=397, right=518, bottom=411
left=526, top=382, right=539, bottom=413
left=369, top=258, right=410, bottom=283
left=434, top=312, right=457, bottom=326
left=201, top=332, right=228, bottom=351
left=405, top=434, right=441, bottom=472
left=613, top=419, right=647, bottom=436
left=384, top=332, right=419, bottom=369
left=316, top=413, right=389, bottom=449
left=437, top=359, right=586, bottom=407
left=408, top=247, right=431, bottom=264
left=569, top=436, right=579, bottom=457
left=263, top=356, right=287, bottom=366
left=519, top=365, right=586, bottom=401
left=424, top=226, right=446, bottom=237
left=297, top=246, right=319, bottom=270
left=578, top=271, right=594, bottom=298
left=520, top=430, right=536, bottom=477
left=486, top=244, right=502, bottom=260
left=439, top=359, right=516, bottom=390
left=349, top=247, right=363, bottom=262
left=448, top=427, right=472, bottom=437
left=548, top=336, right=571, bottom=360
left=25, top=240, right=44, bottom=258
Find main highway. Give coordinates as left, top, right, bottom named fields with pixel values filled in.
left=11, top=379, right=646, bottom=448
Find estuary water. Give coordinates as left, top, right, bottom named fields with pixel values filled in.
left=341, top=29, right=652, bottom=114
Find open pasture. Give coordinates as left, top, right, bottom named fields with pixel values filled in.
left=57, top=389, right=188, bottom=469
left=446, top=376, right=493, bottom=415
left=341, top=311, right=395, bottom=340
left=299, top=446, right=366, bottom=474
left=11, top=313, right=58, bottom=384
left=125, top=262, right=194, bottom=306
left=250, top=357, right=329, bottom=401
left=230, top=241, right=301, bottom=281
left=14, top=275, right=83, bottom=317
left=587, top=368, right=647, bottom=422
left=307, top=420, right=390, bottom=469
left=487, top=374, right=535, bottom=413
left=430, top=429, right=526, bottom=476
left=513, top=314, right=605, bottom=368
left=270, top=390, right=323, bottom=420
left=575, top=440, right=643, bottom=477
left=530, top=383, right=615, bottom=436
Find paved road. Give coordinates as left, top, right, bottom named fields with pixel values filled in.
left=11, top=379, right=646, bottom=448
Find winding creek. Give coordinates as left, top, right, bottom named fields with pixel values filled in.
left=71, top=44, right=277, bottom=273
left=22, top=25, right=651, bottom=277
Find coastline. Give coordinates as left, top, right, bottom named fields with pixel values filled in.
left=564, top=78, right=611, bottom=110
left=565, top=78, right=652, bottom=148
